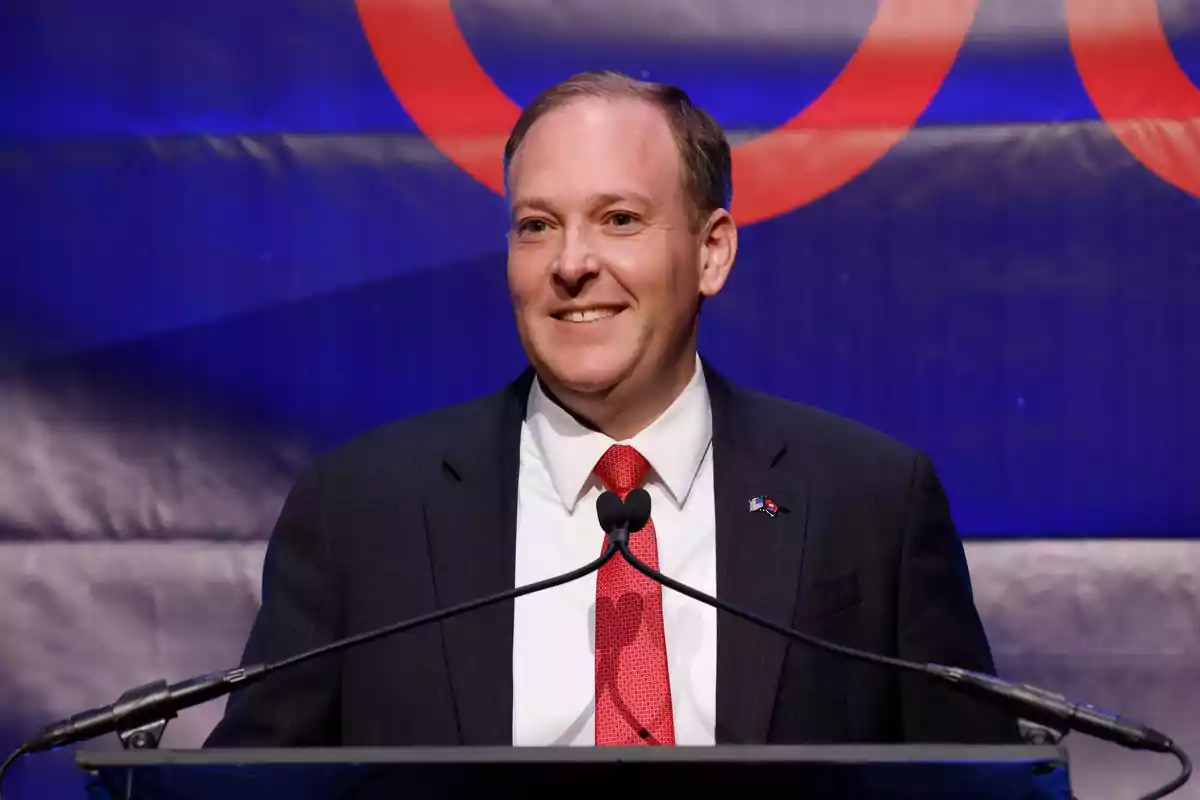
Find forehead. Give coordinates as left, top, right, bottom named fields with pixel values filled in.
left=507, top=95, right=684, bottom=206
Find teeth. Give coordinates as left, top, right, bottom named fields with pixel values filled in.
left=562, top=308, right=617, bottom=323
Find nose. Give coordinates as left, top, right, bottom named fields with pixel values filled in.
left=552, top=223, right=598, bottom=290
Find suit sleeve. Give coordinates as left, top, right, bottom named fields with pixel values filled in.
left=895, top=452, right=1021, bottom=743
left=205, top=463, right=341, bottom=746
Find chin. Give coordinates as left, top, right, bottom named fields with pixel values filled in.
left=535, top=350, right=635, bottom=397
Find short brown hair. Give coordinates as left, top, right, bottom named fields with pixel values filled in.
left=502, top=70, right=732, bottom=225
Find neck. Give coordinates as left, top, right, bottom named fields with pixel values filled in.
left=541, top=351, right=698, bottom=442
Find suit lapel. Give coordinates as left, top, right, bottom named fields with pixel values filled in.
left=422, top=371, right=533, bottom=745
left=419, top=363, right=807, bottom=745
left=706, top=363, right=810, bottom=744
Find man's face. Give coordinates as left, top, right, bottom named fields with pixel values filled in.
left=506, top=96, right=731, bottom=403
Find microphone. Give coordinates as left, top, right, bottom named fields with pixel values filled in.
left=8, top=505, right=650, bottom=762
left=2, top=489, right=1189, bottom=800
left=596, top=488, right=650, bottom=547
left=602, top=488, right=1191, bottom=796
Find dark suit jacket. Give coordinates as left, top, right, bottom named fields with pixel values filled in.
left=207, top=363, right=1017, bottom=747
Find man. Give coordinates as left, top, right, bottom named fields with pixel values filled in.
left=207, top=71, right=1016, bottom=747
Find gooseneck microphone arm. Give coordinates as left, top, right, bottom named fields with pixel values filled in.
left=7, top=541, right=625, bottom=762
left=607, top=488, right=1191, bottom=800
left=0, top=496, right=654, bottom=799
left=1, top=489, right=1190, bottom=800
left=605, top=490, right=928, bottom=677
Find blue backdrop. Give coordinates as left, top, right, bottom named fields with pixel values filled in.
left=3, top=0, right=1197, bottom=536
left=1, top=1, right=1199, bottom=796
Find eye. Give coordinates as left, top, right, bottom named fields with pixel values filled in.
left=607, top=212, right=638, bottom=229
left=516, top=218, right=550, bottom=236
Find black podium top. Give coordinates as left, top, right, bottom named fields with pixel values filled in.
left=78, top=744, right=1070, bottom=799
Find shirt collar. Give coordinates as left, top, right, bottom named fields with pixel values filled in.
left=525, top=356, right=713, bottom=513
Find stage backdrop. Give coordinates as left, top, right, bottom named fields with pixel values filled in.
left=1, top=0, right=1198, bottom=797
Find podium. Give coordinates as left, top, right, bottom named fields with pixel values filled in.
left=78, top=744, right=1071, bottom=799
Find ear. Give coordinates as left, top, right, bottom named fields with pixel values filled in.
left=697, top=208, right=737, bottom=298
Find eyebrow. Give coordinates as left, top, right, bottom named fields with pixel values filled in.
left=510, top=197, right=558, bottom=216
left=588, top=192, right=653, bottom=211
left=511, top=192, right=654, bottom=216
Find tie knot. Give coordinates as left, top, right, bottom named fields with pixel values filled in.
left=593, top=444, right=651, bottom=496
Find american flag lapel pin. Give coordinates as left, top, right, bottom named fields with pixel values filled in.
left=750, top=496, right=780, bottom=517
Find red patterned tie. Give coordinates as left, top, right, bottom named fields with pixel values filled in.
left=593, top=444, right=676, bottom=746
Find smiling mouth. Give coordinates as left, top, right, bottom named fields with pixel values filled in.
left=553, top=308, right=623, bottom=323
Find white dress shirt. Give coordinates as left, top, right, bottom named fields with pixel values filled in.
left=512, top=358, right=717, bottom=746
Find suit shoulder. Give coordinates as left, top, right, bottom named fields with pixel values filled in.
left=312, top=387, right=509, bottom=481
left=740, top=388, right=920, bottom=476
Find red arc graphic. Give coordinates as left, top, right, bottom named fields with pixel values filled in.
left=1066, top=0, right=1200, bottom=199
left=356, top=0, right=976, bottom=225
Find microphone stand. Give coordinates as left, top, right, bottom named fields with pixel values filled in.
left=0, top=490, right=663, bottom=798
left=606, top=489, right=1192, bottom=800
left=6, top=544, right=623, bottom=763
left=1, top=490, right=1191, bottom=800
left=0, top=494, right=656, bottom=800
left=603, top=511, right=927, bottom=678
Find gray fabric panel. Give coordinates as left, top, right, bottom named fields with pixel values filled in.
left=969, top=541, right=1200, bottom=799
left=0, top=371, right=309, bottom=541
left=0, top=540, right=1196, bottom=797
left=0, top=542, right=263, bottom=749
